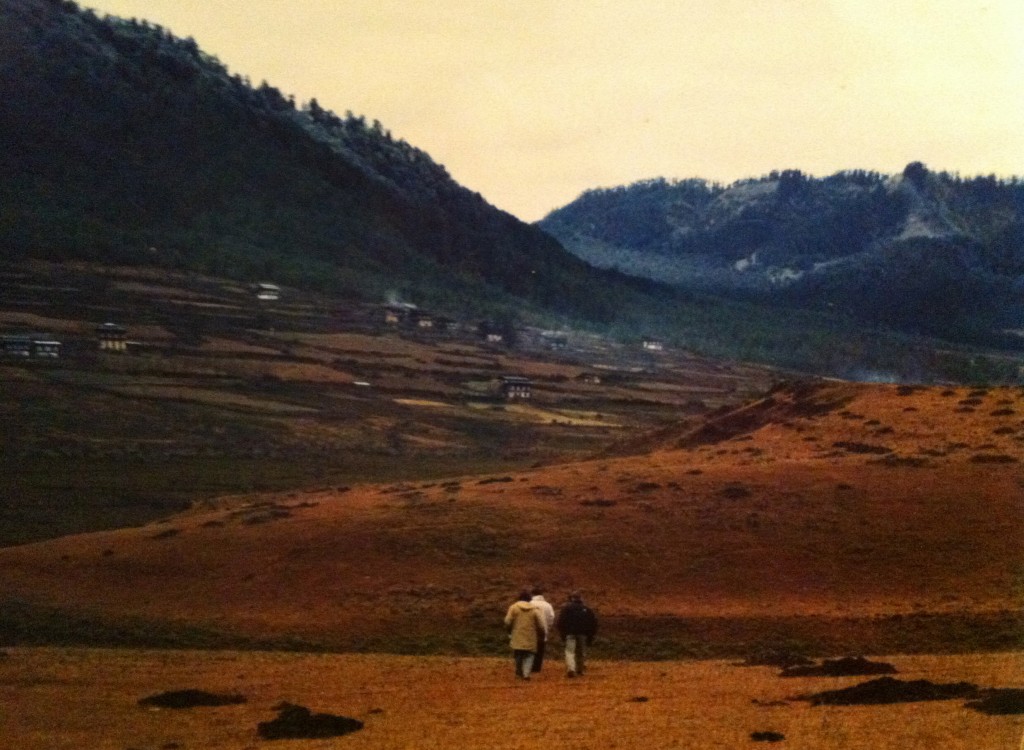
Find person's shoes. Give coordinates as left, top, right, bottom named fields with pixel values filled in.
left=566, top=670, right=576, bottom=678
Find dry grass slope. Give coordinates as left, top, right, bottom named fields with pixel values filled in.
left=0, top=381, right=1021, bottom=657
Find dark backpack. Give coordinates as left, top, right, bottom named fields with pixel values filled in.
left=558, top=602, right=598, bottom=639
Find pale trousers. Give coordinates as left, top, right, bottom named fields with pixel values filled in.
left=513, top=649, right=535, bottom=678
left=564, top=635, right=587, bottom=675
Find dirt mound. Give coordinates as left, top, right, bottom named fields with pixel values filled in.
left=965, top=688, right=1024, bottom=715
left=750, top=731, right=785, bottom=742
left=257, top=703, right=364, bottom=740
left=780, top=656, right=897, bottom=677
left=799, top=676, right=979, bottom=706
left=138, top=689, right=246, bottom=709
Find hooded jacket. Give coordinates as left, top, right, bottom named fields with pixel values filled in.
left=504, top=600, right=545, bottom=652
left=531, top=595, right=556, bottom=634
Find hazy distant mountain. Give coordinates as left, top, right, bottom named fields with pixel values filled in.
left=540, top=167, right=1024, bottom=344
left=0, top=0, right=655, bottom=323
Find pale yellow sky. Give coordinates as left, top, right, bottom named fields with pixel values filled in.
left=84, top=1, right=1024, bottom=221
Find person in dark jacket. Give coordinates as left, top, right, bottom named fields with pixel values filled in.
left=555, top=590, right=598, bottom=677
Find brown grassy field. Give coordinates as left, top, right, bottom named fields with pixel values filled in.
left=2, top=264, right=1023, bottom=748
left=0, top=381, right=1021, bottom=657
left=1, top=648, right=1021, bottom=749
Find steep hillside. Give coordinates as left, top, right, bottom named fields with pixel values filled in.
left=2, top=382, right=1021, bottom=656
left=540, top=168, right=1024, bottom=344
left=0, top=0, right=656, bottom=324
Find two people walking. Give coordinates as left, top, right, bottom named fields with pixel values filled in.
left=504, top=587, right=598, bottom=680
left=504, top=590, right=544, bottom=679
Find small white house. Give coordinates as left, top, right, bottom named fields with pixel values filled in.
left=255, top=283, right=281, bottom=301
left=1, top=334, right=61, bottom=358
left=96, top=322, right=128, bottom=352
left=499, top=375, right=532, bottom=400
left=33, top=340, right=61, bottom=358
left=412, top=311, right=434, bottom=329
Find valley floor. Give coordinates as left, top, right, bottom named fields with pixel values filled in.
left=1, top=647, right=1021, bottom=749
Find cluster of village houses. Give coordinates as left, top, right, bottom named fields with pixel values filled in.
left=1, top=284, right=670, bottom=401
left=0, top=322, right=128, bottom=359
left=382, top=302, right=664, bottom=350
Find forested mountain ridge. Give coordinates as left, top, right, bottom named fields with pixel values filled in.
left=0, top=0, right=656, bottom=322
left=540, top=167, right=1024, bottom=344
left=1, top=0, right=1020, bottom=382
